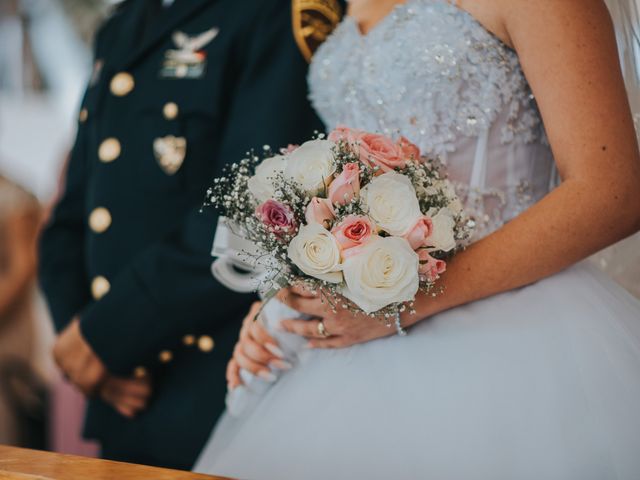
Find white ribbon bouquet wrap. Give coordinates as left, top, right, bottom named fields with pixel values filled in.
left=212, top=218, right=309, bottom=418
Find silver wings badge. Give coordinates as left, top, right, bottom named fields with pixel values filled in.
left=161, top=27, right=219, bottom=79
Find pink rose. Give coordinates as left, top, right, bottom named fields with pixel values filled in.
left=358, top=133, right=406, bottom=172
left=305, top=197, right=335, bottom=228
left=403, top=216, right=434, bottom=250
left=417, top=249, right=446, bottom=282
left=331, top=215, right=374, bottom=253
left=280, top=144, right=299, bottom=154
left=398, top=136, right=421, bottom=161
left=256, top=199, right=297, bottom=235
left=328, top=125, right=363, bottom=144
left=328, top=163, right=360, bottom=206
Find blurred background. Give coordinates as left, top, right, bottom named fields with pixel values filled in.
left=0, top=0, right=638, bottom=459
left=0, top=0, right=115, bottom=457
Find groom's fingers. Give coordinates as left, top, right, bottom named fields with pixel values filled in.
left=102, top=377, right=151, bottom=400
left=114, top=404, right=136, bottom=419
left=113, top=377, right=152, bottom=400
left=100, top=377, right=151, bottom=419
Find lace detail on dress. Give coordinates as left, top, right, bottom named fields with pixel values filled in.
left=309, top=0, right=556, bottom=239
left=309, top=0, right=545, bottom=158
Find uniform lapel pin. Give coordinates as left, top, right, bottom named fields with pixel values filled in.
left=153, top=135, right=187, bottom=175
left=161, top=27, right=219, bottom=79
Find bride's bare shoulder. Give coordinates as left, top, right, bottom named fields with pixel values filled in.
left=457, top=0, right=613, bottom=50
left=488, top=0, right=639, bottom=197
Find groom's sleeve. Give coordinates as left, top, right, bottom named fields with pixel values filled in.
left=39, top=118, right=92, bottom=332
left=78, top=1, right=323, bottom=375
left=38, top=6, right=127, bottom=333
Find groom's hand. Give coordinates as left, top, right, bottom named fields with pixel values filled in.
left=53, top=317, right=107, bottom=395
left=100, top=374, right=153, bottom=419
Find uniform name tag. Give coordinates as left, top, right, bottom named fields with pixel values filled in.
left=160, top=27, right=219, bottom=79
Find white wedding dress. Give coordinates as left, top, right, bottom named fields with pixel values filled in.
left=195, top=2, right=640, bottom=478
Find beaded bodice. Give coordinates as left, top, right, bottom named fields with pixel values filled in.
left=308, top=0, right=556, bottom=237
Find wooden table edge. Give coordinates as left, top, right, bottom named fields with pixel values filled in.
left=0, top=446, right=233, bottom=480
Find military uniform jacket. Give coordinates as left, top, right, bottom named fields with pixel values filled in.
left=39, top=0, right=340, bottom=469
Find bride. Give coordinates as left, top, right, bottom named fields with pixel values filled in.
left=196, top=0, right=640, bottom=478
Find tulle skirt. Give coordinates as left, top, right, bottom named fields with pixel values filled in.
left=195, top=262, right=640, bottom=480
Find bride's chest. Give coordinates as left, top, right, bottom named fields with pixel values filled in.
left=308, top=1, right=541, bottom=155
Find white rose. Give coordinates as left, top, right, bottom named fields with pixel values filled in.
left=285, top=140, right=336, bottom=195
left=288, top=223, right=342, bottom=283
left=247, top=155, right=287, bottom=203
left=428, top=207, right=457, bottom=252
left=361, top=172, right=422, bottom=235
left=342, top=236, right=420, bottom=314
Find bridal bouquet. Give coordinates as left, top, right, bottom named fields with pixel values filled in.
left=206, top=126, right=470, bottom=318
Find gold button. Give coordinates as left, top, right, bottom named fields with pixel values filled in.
left=159, top=350, right=173, bottom=363
left=163, top=102, right=179, bottom=120
left=183, top=334, right=196, bottom=346
left=89, top=207, right=112, bottom=233
left=198, top=335, right=215, bottom=353
left=91, top=276, right=111, bottom=300
left=110, top=72, right=135, bottom=97
left=98, top=138, right=121, bottom=163
left=79, top=108, right=88, bottom=123
left=133, top=367, right=148, bottom=378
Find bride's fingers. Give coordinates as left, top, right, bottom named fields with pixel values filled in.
left=226, top=359, right=242, bottom=388
left=247, top=315, right=279, bottom=349
left=283, top=295, right=327, bottom=317
left=306, top=336, right=351, bottom=349
left=280, top=319, right=331, bottom=339
left=240, top=328, right=292, bottom=372
left=241, top=335, right=277, bottom=365
left=289, top=283, right=319, bottom=298
left=275, top=287, right=324, bottom=314
left=234, top=344, right=275, bottom=380
left=241, top=302, right=263, bottom=329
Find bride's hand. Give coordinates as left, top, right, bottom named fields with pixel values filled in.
left=227, top=301, right=290, bottom=389
left=278, top=286, right=397, bottom=348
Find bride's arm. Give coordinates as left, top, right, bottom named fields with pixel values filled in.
left=407, top=0, right=640, bottom=323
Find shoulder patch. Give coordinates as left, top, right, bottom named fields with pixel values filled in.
left=292, top=0, right=343, bottom=62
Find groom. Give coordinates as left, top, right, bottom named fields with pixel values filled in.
left=39, top=0, right=342, bottom=470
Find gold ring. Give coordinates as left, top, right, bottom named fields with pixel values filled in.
left=317, top=321, right=330, bottom=338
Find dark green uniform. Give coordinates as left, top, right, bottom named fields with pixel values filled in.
left=39, top=0, right=341, bottom=470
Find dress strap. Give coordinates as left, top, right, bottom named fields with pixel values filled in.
left=548, top=165, right=560, bottom=191
left=469, top=128, right=490, bottom=192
